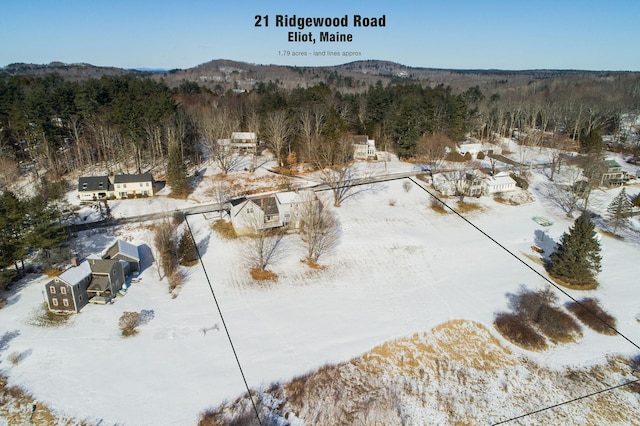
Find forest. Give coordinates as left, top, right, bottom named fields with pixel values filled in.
left=0, top=66, right=639, bottom=278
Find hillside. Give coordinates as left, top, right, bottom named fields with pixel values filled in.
left=4, top=59, right=637, bottom=94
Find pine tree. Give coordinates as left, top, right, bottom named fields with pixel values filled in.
left=177, top=230, right=198, bottom=266
left=606, top=187, right=633, bottom=233
left=166, top=142, right=188, bottom=197
left=548, top=212, right=602, bottom=287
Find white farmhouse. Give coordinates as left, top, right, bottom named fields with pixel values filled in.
left=353, top=135, right=376, bottom=160
left=483, top=172, right=517, bottom=194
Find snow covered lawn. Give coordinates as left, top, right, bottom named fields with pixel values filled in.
left=1, top=171, right=639, bottom=424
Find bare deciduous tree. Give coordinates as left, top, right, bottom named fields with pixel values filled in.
left=263, top=110, right=292, bottom=168
left=298, top=193, right=340, bottom=263
left=314, top=134, right=364, bottom=207
left=242, top=210, right=286, bottom=273
left=415, top=133, right=454, bottom=176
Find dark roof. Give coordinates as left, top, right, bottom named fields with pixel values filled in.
left=104, top=240, right=140, bottom=263
left=254, top=196, right=279, bottom=216
left=87, top=275, right=111, bottom=292
left=229, top=197, right=248, bottom=207
left=113, top=173, right=153, bottom=184
left=78, top=176, right=112, bottom=192
left=88, top=258, right=118, bottom=274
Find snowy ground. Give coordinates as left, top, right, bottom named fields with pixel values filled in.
left=1, top=155, right=640, bottom=425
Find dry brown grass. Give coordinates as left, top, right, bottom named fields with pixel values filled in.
left=493, top=312, right=548, bottom=351
left=455, top=200, right=486, bottom=214
left=0, top=375, right=82, bottom=425
left=566, top=298, right=618, bottom=335
left=429, top=199, right=449, bottom=214
left=44, top=269, right=62, bottom=277
left=212, top=219, right=237, bottom=239
left=548, top=274, right=599, bottom=290
left=250, top=268, right=277, bottom=281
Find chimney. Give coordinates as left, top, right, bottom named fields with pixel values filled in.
left=70, top=257, right=80, bottom=267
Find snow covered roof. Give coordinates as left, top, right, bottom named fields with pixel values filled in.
left=231, top=132, right=257, bottom=141
left=104, top=240, right=140, bottom=262
left=275, top=191, right=298, bottom=205
left=485, top=172, right=516, bottom=187
left=57, top=261, right=92, bottom=286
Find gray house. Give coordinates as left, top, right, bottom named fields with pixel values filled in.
left=78, top=176, right=113, bottom=201
left=45, top=240, right=141, bottom=313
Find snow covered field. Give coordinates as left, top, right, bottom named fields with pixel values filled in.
left=1, top=155, right=640, bottom=425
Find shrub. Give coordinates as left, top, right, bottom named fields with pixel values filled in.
left=477, top=151, right=486, bottom=160
left=534, top=305, right=582, bottom=343
left=566, top=298, right=617, bottom=335
left=402, top=181, right=412, bottom=193
left=119, top=311, right=142, bottom=337
left=445, top=151, right=466, bottom=162
left=250, top=267, right=277, bottom=281
left=388, top=198, right=396, bottom=206
left=173, top=210, right=185, bottom=225
left=509, top=173, right=529, bottom=190
left=633, top=193, right=640, bottom=207
left=177, top=230, right=199, bottom=266
left=169, top=270, right=184, bottom=292
left=494, top=312, right=547, bottom=351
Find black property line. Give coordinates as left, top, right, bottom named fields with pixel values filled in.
left=183, top=213, right=262, bottom=426
left=491, top=378, right=640, bottom=425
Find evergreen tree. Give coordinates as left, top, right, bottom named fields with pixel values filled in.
left=166, top=142, right=188, bottom=196
left=606, top=187, right=633, bottom=233
left=548, top=212, right=602, bottom=286
left=177, top=230, right=199, bottom=266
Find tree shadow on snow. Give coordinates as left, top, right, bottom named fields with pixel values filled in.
left=534, top=229, right=557, bottom=264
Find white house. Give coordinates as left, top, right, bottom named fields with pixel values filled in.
left=113, top=173, right=154, bottom=199
left=353, top=135, right=376, bottom=160
left=78, top=173, right=154, bottom=200
left=230, top=132, right=258, bottom=155
left=229, top=190, right=318, bottom=235
left=457, top=142, right=502, bottom=159
left=483, top=171, right=517, bottom=194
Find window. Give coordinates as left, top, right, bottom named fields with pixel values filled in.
left=123, top=183, right=127, bottom=188
left=49, top=286, right=56, bottom=294
left=62, top=299, right=69, bottom=307
left=82, top=183, right=88, bottom=189
left=52, top=298, right=58, bottom=307
left=60, top=287, right=67, bottom=295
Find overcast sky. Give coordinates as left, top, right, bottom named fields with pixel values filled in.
left=1, top=0, right=638, bottom=71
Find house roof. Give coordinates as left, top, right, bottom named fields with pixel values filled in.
left=231, top=132, right=257, bottom=141
left=57, top=261, right=92, bottom=286
left=275, top=191, right=298, bottom=205
left=352, top=135, right=368, bottom=144
left=87, top=258, right=117, bottom=274
left=78, top=176, right=112, bottom=192
left=87, top=275, right=111, bottom=293
left=113, top=173, right=153, bottom=184
left=605, top=159, right=622, bottom=169
left=254, top=196, right=279, bottom=216
left=485, top=172, right=516, bottom=187
left=104, top=240, right=140, bottom=262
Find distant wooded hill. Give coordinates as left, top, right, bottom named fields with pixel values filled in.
left=3, top=59, right=637, bottom=93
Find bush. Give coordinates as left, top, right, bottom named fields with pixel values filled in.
left=535, top=305, right=582, bottom=343
left=402, top=181, right=412, bottom=193
left=444, top=151, right=466, bottom=162
left=119, top=311, right=142, bottom=337
left=509, top=173, right=529, bottom=190
left=566, top=298, right=617, bottom=335
left=477, top=151, right=485, bottom=160
left=633, top=194, right=640, bottom=207
left=119, top=310, right=154, bottom=336
left=494, top=312, right=548, bottom=351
